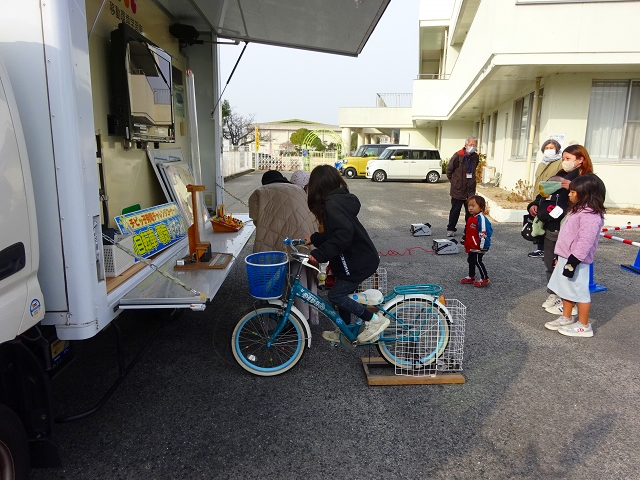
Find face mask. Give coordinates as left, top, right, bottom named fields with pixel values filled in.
left=543, top=149, right=556, bottom=158
left=562, top=160, right=576, bottom=172
left=466, top=146, right=476, bottom=154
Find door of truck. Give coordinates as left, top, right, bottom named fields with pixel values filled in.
left=0, top=59, right=44, bottom=343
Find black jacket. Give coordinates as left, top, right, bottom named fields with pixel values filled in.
left=310, top=187, right=379, bottom=283
left=527, top=169, right=579, bottom=233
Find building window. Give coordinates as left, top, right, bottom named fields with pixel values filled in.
left=511, top=96, right=529, bottom=158
left=490, top=111, right=498, bottom=158
left=510, top=90, right=543, bottom=159
left=481, top=115, right=490, bottom=155
left=586, top=80, right=640, bottom=161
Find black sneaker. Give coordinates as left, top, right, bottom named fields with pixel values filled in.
left=528, top=250, right=544, bottom=258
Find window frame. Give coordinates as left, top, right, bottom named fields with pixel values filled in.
left=510, top=90, right=543, bottom=160
left=585, top=79, right=640, bottom=163
left=490, top=111, right=498, bottom=158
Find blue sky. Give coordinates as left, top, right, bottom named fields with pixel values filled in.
left=218, top=0, right=420, bottom=126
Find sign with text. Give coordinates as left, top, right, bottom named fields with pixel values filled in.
left=115, top=203, right=187, bottom=258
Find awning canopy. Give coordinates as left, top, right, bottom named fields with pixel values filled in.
left=153, top=0, right=391, bottom=56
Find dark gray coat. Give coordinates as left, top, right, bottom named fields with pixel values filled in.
left=446, top=149, right=479, bottom=200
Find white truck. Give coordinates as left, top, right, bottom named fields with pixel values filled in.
left=0, top=0, right=387, bottom=477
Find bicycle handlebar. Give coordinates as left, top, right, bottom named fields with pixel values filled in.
left=283, top=237, right=307, bottom=247
left=284, top=238, right=320, bottom=273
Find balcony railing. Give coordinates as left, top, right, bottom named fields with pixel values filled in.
left=376, top=93, right=413, bottom=108
left=417, top=73, right=451, bottom=80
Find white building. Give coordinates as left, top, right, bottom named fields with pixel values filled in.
left=253, top=119, right=342, bottom=155
left=340, top=0, right=640, bottom=208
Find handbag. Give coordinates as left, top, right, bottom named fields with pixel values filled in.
left=532, top=217, right=545, bottom=237
left=521, top=214, right=544, bottom=242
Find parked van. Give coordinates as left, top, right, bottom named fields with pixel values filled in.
left=340, top=143, right=406, bottom=178
left=366, top=147, right=442, bottom=183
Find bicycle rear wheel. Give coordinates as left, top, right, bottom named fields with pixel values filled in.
left=232, top=306, right=306, bottom=376
left=377, top=298, right=450, bottom=370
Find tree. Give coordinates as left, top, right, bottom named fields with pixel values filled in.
left=290, top=128, right=310, bottom=147
left=221, top=100, right=271, bottom=147
left=290, top=128, right=325, bottom=151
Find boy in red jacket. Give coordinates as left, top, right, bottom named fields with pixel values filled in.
left=460, top=195, right=492, bottom=287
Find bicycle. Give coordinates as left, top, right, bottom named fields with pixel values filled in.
left=231, top=238, right=453, bottom=376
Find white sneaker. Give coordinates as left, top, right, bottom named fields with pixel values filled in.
left=357, top=314, right=390, bottom=343
left=542, top=293, right=558, bottom=309
left=558, top=322, right=593, bottom=337
left=544, top=316, right=575, bottom=331
left=545, top=298, right=578, bottom=316
left=321, top=328, right=340, bottom=342
left=446, top=230, right=455, bottom=237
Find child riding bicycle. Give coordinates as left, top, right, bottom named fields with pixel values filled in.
left=304, top=165, right=389, bottom=343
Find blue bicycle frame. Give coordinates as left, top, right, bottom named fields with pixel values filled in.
left=267, top=274, right=363, bottom=346
left=268, top=260, right=447, bottom=353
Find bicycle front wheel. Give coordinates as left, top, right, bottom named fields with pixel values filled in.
left=377, top=298, right=450, bottom=370
left=232, top=307, right=306, bottom=376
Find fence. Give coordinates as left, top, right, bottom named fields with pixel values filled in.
left=222, top=150, right=254, bottom=177
left=223, top=149, right=339, bottom=176
left=376, top=93, right=413, bottom=108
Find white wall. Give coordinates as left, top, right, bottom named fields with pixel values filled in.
left=440, top=121, right=474, bottom=160
left=415, top=0, right=640, bottom=119
left=483, top=73, right=640, bottom=208
left=419, top=0, right=455, bottom=22
left=398, top=128, right=437, bottom=148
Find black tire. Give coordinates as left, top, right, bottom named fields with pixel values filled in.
left=231, top=307, right=306, bottom=376
left=426, top=171, right=440, bottom=183
left=343, top=167, right=357, bottom=179
left=372, top=170, right=387, bottom=182
left=0, top=404, right=29, bottom=480
left=377, top=298, right=450, bottom=370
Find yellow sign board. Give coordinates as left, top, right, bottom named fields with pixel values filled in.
left=255, top=126, right=260, bottom=151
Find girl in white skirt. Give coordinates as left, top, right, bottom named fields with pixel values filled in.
left=544, top=174, right=606, bottom=337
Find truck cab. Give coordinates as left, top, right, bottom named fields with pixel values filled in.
left=0, top=59, right=44, bottom=344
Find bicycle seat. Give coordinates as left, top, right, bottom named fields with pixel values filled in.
left=348, top=289, right=383, bottom=305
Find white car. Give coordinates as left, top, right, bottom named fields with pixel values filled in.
left=366, top=147, right=442, bottom=183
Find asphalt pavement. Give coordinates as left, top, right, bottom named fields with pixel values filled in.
left=31, top=171, right=640, bottom=479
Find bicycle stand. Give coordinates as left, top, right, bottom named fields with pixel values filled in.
left=360, top=357, right=465, bottom=386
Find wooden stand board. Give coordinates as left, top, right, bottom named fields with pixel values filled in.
left=106, top=262, right=147, bottom=293
left=173, top=252, right=233, bottom=270
left=361, top=357, right=465, bottom=386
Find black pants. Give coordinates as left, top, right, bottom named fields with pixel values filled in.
left=447, top=197, right=470, bottom=232
left=468, top=252, right=488, bottom=279
left=327, top=278, right=374, bottom=325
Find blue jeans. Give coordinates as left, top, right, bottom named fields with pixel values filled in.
left=327, top=278, right=374, bottom=324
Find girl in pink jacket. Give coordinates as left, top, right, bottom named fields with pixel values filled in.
left=544, top=174, right=606, bottom=337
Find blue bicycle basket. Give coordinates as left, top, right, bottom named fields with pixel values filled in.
left=245, top=251, right=289, bottom=299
